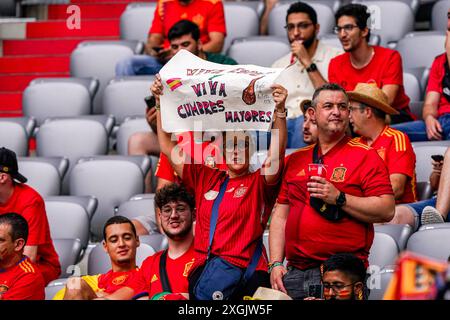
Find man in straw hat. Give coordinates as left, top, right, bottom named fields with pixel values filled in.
left=348, top=83, right=417, bottom=205
left=269, top=83, right=395, bottom=299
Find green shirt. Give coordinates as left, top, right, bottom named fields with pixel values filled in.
left=205, top=52, right=238, bottom=65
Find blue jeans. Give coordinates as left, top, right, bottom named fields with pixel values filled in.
left=391, top=114, right=450, bottom=142
left=403, top=197, right=450, bottom=230
left=115, top=55, right=163, bottom=76
left=287, top=116, right=307, bottom=149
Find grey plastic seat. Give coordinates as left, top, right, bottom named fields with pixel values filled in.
left=360, top=0, right=420, bottom=14
left=227, top=36, right=290, bottom=67
left=45, top=278, right=68, bottom=300
left=319, top=33, right=380, bottom=49
left=36, top=116, right=110, bottom=194
left=120, top=2, right=157, bottom=42
left=406, top=226, right=450, bottom=260
left=139, top=234, right=168, bottom=252
left=45, top=195, right=98, bottom=221
left=411, top=144, right=449, bottom=182
left=416, top=181, right=433, bottom=201
left=419, top=222, right=450, bottom=231
left=359, top=1, right=414, bottom=46
left=115, top=117, right=152, bottom=155
left=396, top=32, right=446, bottom=70
left=367, top=267, right=395, bottom=300
left=403, top=71, right=422, bottom=101
left=18, top=157, right=69, bottom=196
left=268, top=2, right=335, bottom=37
left=53, top=238, right=83, bottom=278
left=88, top=242, right=155, bottom=275
left=23, top=77, right=99, bottom=127
left=70, top=156, right=148, bottom=240
left=103, top=76, right=155, bottom=124
left=45, top=198, right=91, bottom=250
left=223, top=3, right=259, bottom=53
left=374, top=224, right=412, bottom=251
left=0, top=117, right=36, bottom=156
left=116, top=196, right=157, bottom=234
left=368, top=232, right=399, bottom=270
left=0, top=116, right=36, bottom=137
left=409, top=100, right=423, bottom=120
left=70, top=40, right=143, bottom=114
left=432, top=0, right=450, bottom=31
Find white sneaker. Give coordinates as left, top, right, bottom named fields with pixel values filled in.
left=421, top=206, right=445, bottom=225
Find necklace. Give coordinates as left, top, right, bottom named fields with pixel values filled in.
left=350, top=47, right=375, bottom=69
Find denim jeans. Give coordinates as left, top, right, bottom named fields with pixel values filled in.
left=282, top=266, right=322, bottom=300
left=402, top=197, right=450, bottom=231
left=392, top=114, right=450, bottom=142
left=115, top=54, right=164, bottom=76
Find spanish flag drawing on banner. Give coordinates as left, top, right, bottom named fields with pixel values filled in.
left=166, top=78, right=183, bottom=91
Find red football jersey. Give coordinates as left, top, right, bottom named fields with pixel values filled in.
left=0, top=257, right=45, bottom=300
left=150, top=0, right=226, bottom=48
left=277, top=137, right=394, bottom=269
left=0, top=183, right=61, bottom=284
left=426, top=53, right=450, bottom=117
left=354, top=126, right=417, bottom=204
left=328, top=46, right=413, bottom=117
left=97, top=268, right=146, bottom=295
left=139, top=244, right=195, bottom=298
left=182, top=164, right=279, bottom=271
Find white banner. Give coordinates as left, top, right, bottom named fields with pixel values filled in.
left=159, top=50, right=284, bottom=132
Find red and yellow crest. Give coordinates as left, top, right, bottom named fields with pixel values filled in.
left=183, top=259, right=195, bottom=277
left=233, top=186, right=248, bottom=198
left=112, top=274, right=129, bottom=285
left=330, top=167, right=347, bottom=182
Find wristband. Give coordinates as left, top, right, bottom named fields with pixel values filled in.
left=275, top=110, right=287, bottom=119
left=268, top=261, right=284, bottom=273
left=155, top=104, right=161, bottom=110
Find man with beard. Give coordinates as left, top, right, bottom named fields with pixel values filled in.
left=269, top=83, right=395, bottom=300
left=272, top=2, right=342, bottom=149
left=328, top=3, right=414, bottom=124
left=135, top=183, right=195, bottom=300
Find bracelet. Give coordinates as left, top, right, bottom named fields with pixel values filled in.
left=268, top=261, right=284, bottom=273
left=275, top=110, right=287, bottom=119
left=155, top=104, right=161, bottom=110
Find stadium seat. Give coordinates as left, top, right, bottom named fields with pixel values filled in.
left=0, top=117, right=36, bottom=156
left=319, top=33, right=381, bottom=49
left=115, top=117, right=152, bottom=155
left=45, top=198, right=91, bottom=250
left=359, top=1, right=414, bottom=46
left=403, top=71, right=422, bottom=101
left=408, top=100, right=423, bottom=120
left=0, top=0, right=16, bottom=16
left=70, top=156, right=149, bottom=240
left=367, top=266, right=395, bottom=300
left=45, top=195, right=98, bottom=221
left=88, top=242, right=155, bottom=275
left=431, top=0, right=450, bottom=31
left=116, top=196, right=158, bottom=234
left=406, top=225, right=450, bottom=260
left=368, top=232, right=399, bottom=269
left=139, top=234, right=169, bottom=251
left=358, top=0, right=420, bottom=14
left=374, top=224, right=412, bottom=251
left=419, top=222, right=450, bottom=231
left=223, top=3, right=259, bottom=53
left=416, top=181, right=433, bottom=201
left=53, top=238, right=83, bottom=278
left=268, top=2, right=335, bottom=37
left=45, top=278, right=68, bottom=300
left=70, top=40, right=143, bottom=114
left=411, top=143, right=450, bottom=183
left=396, top=32, right=446, bottom=70
left=18, top=156, right=69, bottom=196
left=103, top=76, right=155, bottom=124
left=23, top=77, right=99, bottom=127
left=227, top=36, right=290, bottom=67
left=36, top=116, right=111, bottom=194
left=120, top=2, right=157, bottom=42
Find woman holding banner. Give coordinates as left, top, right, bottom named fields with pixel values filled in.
left=153, top=74, right=287, bottom=300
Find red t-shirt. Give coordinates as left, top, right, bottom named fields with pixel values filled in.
left=328, top=46, right=413, bottom=117
left=354, top=126, right=417, bottom=204
left=0, top=256, right=45, bottom=300
left=0, top=183, right=61, bottom=285
left=182, top=164, right=280, bottom=271
left=155, top=131, right=226, bottom=183
left=150, top=0, right=226, bottom=48
left=277, top=137, right=393, bottom=270
left=426, top=53, right=450, bottom=117
left=139, top=244, right=195, bottom=298
left=97, top=268, right=146, bottom=295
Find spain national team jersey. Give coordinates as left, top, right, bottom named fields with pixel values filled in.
left=0, top=256, right=45, bottom=300
left=138, top=244, right=195, bottom=298
left=354, top=126, right=417, bottom=204
left=277, top=136, right=394, bottom=270
left=182, top=164, right=280, bottom=271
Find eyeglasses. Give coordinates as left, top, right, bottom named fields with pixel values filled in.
left=333, top=24, right=359, bottom=34
left=284, top=22, right=314, bottom=32
left=225, top=140, right=250, bottom=152
left=322, top=282, right=356, bottom=293
left=348, top=106, right=366, bottom=113
left=160, top=205, right=190, bottom=218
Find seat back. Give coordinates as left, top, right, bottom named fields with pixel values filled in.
left=139, top=234, right=169, bottom=251
left=368, top=232, right=399, bottom=270
left=45, top=278, right=68, bottom=300
left=223, top=3, right=259, bottom=53
left=53, top=238, right=83, bottom=278
left=367, top=267, right=395, bottom=300
left=403, top=71, right=422, bottom=101
left=45, top=195, right=98, bottom=221
left=407, top=225, right=450, bottom=260
left=0, top=120, right=29, bottom=156
left=120, top=3, right=157, bottom=42
left=116, top=196, right=158, bottom=234
left=431, top=0, right=450, bottom=31
left=411, top=144, right=449, bottom=182
left=116, top=117, right=152, bottom=155
left=374, top=224, right=412, bottom=251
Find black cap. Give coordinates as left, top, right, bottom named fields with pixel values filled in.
left=0, top=147, right=27, bottom=183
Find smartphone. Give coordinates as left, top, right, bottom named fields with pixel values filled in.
left=308, top=284, right=323, bottom=299
left=152, top=46, right=163, bottom=53
left=144, top=95, right=156, bottom=110
left=431, top=154, right=444, bottom=162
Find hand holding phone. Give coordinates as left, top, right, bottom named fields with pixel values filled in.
left=431, top=154, right=444, bottom=162
left=144, top=95, right=156, bottom=111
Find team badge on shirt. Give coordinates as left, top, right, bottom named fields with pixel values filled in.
left=377, top=147, right=386, bottom=161
left=330, top=167, right=347, bottom=182
left=112, top=274, right=128, bottom=285
left=204, top=190, right=219, bottom=200
left=296, top=169, right=306, bottom=177
left=151, top=274, right=158, bottom=283
left=0, top=284, right=9, bottom=294
left=233, top=186, right=248, bottom=198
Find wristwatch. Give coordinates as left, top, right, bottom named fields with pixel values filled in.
left=336, top=191, right=346, bottom=207
left=306, top=63, right=318, bottom=73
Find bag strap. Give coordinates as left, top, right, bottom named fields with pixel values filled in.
left=242, top=238, right=263, bottom=283
left=207, top=176, right=229, bottom=259
left=312, top=143, right=322, bottom=164
left=159, top=249, right=172, bottom=293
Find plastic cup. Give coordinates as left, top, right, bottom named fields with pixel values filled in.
left=308, top=163, right=327, bottom=180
